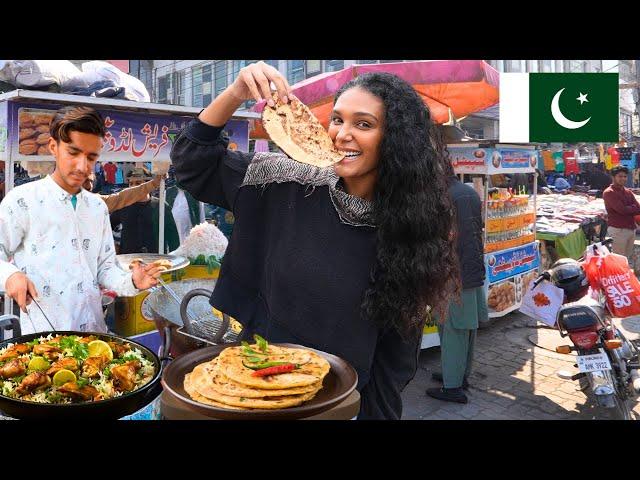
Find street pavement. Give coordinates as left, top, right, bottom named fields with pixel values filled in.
left=401, top=310, right=640, bottom=420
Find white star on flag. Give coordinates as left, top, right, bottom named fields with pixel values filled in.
left=577, top=92, right=589, bottom=105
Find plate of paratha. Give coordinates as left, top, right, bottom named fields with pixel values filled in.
left=262, top=92, right=345, bottom=168
left=161, top=337, right=358, bottom=420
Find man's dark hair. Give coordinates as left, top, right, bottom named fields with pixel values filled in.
left=50, top=106, right=107, bottom=143
left=611, top=165, right=629, bottom=176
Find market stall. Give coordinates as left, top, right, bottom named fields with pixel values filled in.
left=449, top=142, right=540, bottom=319
left=535, top=192, right=607, bottom=266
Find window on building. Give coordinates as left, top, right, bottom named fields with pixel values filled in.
left=265, top=60, right=279, bottom=69
left=357, top=60, right=379, bottom=64
left=566, top=60, right=585, bottom=72
left=172, top=70, right=185, bottom=105
left=214, top=60, right=228, bottom=97
left=287, top=60, right=305, bottom=84
left=528, top=60, right=538, bottom=72
left=505, top=60, right=525, bottom=72
left=192, top=65, right=203, bottom=108
left=306, top=60, right=322, bottom=76
left=461, top=125, right=485, bottom=140
left=325, top=60, right=344, bottom=72
left=158, top=74, right=170, bottom=103
left=622, top=112, right=633, bottom=139
left=540, top=60, right=555, bottom=73
left=232, top=60, right=259, bottom=78
left=130, top=60, right=140, bottom=78
left=491, top=60, right=505, bottom=72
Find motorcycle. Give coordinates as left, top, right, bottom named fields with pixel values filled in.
left=531, top=239, right=640, bottom=420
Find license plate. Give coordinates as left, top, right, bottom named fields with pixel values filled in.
left=577, top=350, right=612, bottom=373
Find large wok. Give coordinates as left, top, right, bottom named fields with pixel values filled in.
left=0, top=331, right=163, bottom=420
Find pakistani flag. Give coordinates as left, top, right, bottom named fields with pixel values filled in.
left=499, top=73, right=619, bottom=143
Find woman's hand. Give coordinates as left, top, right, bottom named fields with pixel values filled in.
left=228, top=61, right=292, bottom=107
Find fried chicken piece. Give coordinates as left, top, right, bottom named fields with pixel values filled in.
left=82, top=355, right=107, bottom=378
left=0, top=344, right=31, bottom=361
left=46, top=357, right=79, bottom=376
left=16, top=372, right=51, bottom=395
left=111, top=360, right=141, bottom=392
left=58, top=382, right=100, bottom=402
left=47, top=336, right=63, bottom=345
left=0, top=358, right=27, bottom=378
left=107, top=341, right=131, bottom=357
left=32, top=344, right=62, bottom=360
left=77, top=336, right=98, bottom=344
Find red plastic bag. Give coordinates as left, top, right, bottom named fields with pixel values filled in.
left=589, top=251, right=640, bottom=317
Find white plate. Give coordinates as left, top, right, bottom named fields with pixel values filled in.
left=577, top=350, right=611, bottom=373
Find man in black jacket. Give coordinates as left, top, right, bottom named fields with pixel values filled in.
left=427, top=173, right=487, bottom=404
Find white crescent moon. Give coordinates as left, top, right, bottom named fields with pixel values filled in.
left=551, top=88, right=590, bottom=129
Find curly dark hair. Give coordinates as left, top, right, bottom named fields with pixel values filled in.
left=334, top=72, right=461, bottom=338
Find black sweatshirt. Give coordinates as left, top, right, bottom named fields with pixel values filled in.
left=170, top=119, right=422, bottom=419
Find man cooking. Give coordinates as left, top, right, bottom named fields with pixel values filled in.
left=0, top=106, right=163, bottom=334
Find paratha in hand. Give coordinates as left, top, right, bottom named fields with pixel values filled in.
left=262, top=92, right=344, bottom=168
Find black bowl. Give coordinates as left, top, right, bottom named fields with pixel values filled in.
left=0, top=331, right=162, bottom=420
left=161, top=343, right=358, bottom=420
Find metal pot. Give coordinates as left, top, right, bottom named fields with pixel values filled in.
left=145, top=279, right=240, bottom=359
left=0, top=331, right=162, bottom=420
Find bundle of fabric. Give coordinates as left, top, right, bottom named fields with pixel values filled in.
left=0, top=60, right=150, bottom=102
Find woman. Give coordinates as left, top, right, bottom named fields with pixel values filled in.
left=170, top=62, right=459, bottom=419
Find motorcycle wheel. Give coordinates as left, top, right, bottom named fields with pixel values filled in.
left=614, top=393, right=633, bottom=420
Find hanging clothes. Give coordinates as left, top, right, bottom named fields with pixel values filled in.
left=563, top=150, right=580, bottom=175
left=115, top=165, right=124, bottom=185
left=103, top=162, right=117, bottom=184
left=542, top=150, right=555, bottom=171
left=553, top=151, right=565, bottom=172
left=605, top=154, right=613, bottom=170
left=608, top=147, right=620, bottom=167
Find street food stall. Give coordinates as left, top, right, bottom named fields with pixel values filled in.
left=0, top=90, right=257, bottom=334
left=449, top=142, right=541, bottom=320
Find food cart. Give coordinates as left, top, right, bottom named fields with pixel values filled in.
left=0, top=89, right=258, bottom=323
left=448, top=142, right=541, bottom=319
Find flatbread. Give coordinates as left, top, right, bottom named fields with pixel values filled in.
left=189, top=364, right=320, bottom=409
left=183, top=372, right=245, bottom=410
left=192, top=358, right=322, bottom=399
left=216, top=344, right=330, bottom=390
left=262, top=92, right=344, bottom=168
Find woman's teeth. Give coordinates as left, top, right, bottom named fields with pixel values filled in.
left=341, top=151, right=361, bottom=158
